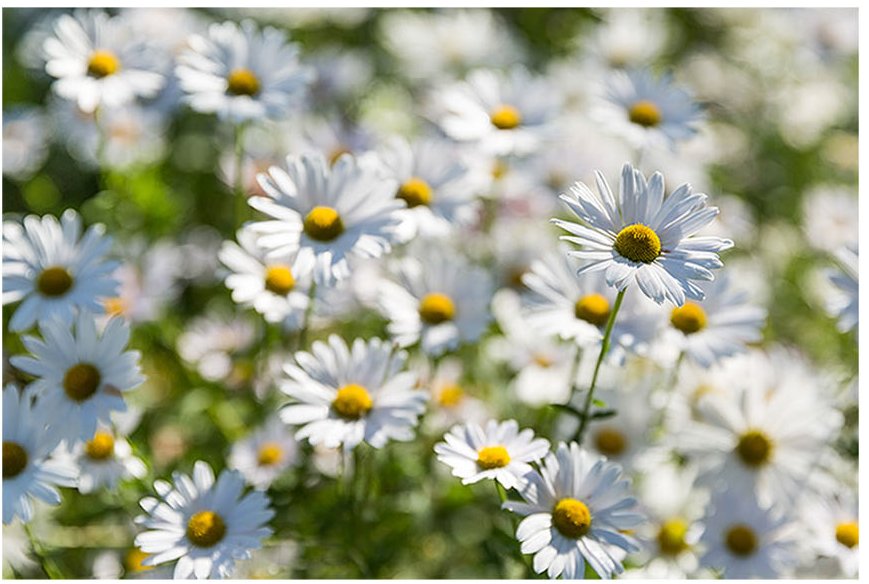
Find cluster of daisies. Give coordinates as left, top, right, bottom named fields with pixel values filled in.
left=3, top=7, right=858, bottom=580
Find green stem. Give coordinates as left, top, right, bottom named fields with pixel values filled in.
left=574, top=288, right=626, bottom=444
left=24, top=522, right=65, bottom=579
left=495, top=482, right=507, bottom=503
left=298, top=281, right=317, bottom=350
left=233, top=122, right=248, bottom=230
left=656, top=349, right=685, bottom=432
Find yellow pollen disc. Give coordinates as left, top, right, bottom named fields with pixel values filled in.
left=85, top=432, right=115, bottom=460
left=226, top=67, right=261, bottom=96
left=736, top=430, right=773, bottom=468
left=3, top=441, right=28, bottom=479
left=63, top=363, right=102, bottom=402
left=332, top=383, right=373, bottom=420
left=490, top=104, right=522, bottom=130
left=397, top=177, right=433, bottom=208
left=835, top=522, right=858, bottom=548
left=103, top=296, right=127, bottom=317
left=476, top=445, right=511, bottom=469
left=594, top=427, right=626, bottom=457
left=670, top=302, right=708, bottom=335
left=257, top=442, right=282, bottom=466
left=186, top=510, right=227, bottom=548
left=613, top=224, right=661, bottom=264
left=552, top=498, right=592, bottom=539
left=303, top=206, right=344, bottom=242
left=533, top=353, right=554, bottom=368
left=329, top=147, right=351, bottom=166
left=575, top=293, right=611, bottom=327
left=437, top=383, right=464, bottom=407
left=628, top=99, right=663, bottom=128
left=125, top=547, right=153, bottom=573
left=725, top=524, right=757, bottom=556
left=87, top=50, right=120, bottom=78
left=657, top=518, right=689, bottom=555
left=419, top=292, right=456, bottom=325
left=36, top=266, right=74, bottom=297
left=264, top=264, right=295, bottom=295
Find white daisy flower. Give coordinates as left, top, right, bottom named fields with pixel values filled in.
left=248, top=151, right=404, bottom=285
left=10, top=312, right=145, bottom=444
left=584, top=8, right=669, bottom=70
left=503, top=442, right=644, bottom=579
left=801, top=184, right=857, bottom=253
left=218, top=227, right=312, bottom=330
left=823, top=245, right=858, bottom=334
left=417, top=356, right=490, bottom=431
left=3, top=106, right=49, bottom=181
left=553, top=162, right=733, bottom=307
left=60, top=425, right=146, bottom=494
left=134, top=460, right=274, bottom=579
left=176, top=313, right=257, bottom=383
left=377, top=246, right=494, bottom=356
left=176, top=19, right=313, bottom=123
left=3, top=385, right=77, bottom=525
left=228, top=416, right=299, bottom=490
left=3, top=519, right=37, bottom=576
left=278, top=335, right=427, bottom=450
left=434, top=419, right=550, bottom=490
left=2, top=209, right=119, bottom=332
left=800, top=493, right=858, bottom=577
left=42, top=10, right=164, bottom=113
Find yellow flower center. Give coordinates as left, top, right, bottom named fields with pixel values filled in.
left=63, top=363, right=102, bottom=402
left=657, top=518, right=689, bottom=555
left=552, top=498, right=592, bottom=539
left=303, top=206, right=344, bottom=242
left=186, top=510, right=227, bottom=548
left=226, top=67, right=261, bottom=96
left=36, top=266, right=74, bottom=297
left=476, top=445, right=510, bottom=469
left=87, top=50, right=120, bottom=78
left=492, top=159, right=509, bottom=180
left=103, top=296, right=127, bottom=317
left=575, top=293, right=611, bottom=327
left=533, top=353, right=554, bottom=367
left=264, top=264, right=295, bottom=295
left=419, top=292, right=456, bottom=325
left=614, top=224, right=661, bottom=263
left=329, top=147, right=351, bottom=166
left=490, top=104, right=522, bottom=130
left=736, top=430, right=773, bottom=468
left=725, top=524, right=757, bottom=556
left=594, top=427, right=626, bottom=457
left=332, top=383, right=373, bottom=420
left=125, top=547, right=153, bottom=573
left=396, top=177, right=433, bottom=208
left=437, top=383, right=464, bottom=407
left=670, top=302, right=708, bottom=334
left=628, top=99, right=662, bottom=128
left=85, top=432, right=115, bottom=460
left=257, top=442, right=282, bottom=466
left=835, top=522, right=859, bottom=548
left=3, top=441, right=28, bottom=479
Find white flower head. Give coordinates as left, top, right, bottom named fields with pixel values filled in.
left=228, top=416, right=299, bottom=490
left=3, top=106, right=49, bottom=181
left=60, top=425, right=146, bottom=494
left=176, top=313, right=257, bottom=383
left=799, top=492, right=859, bottom=577
left=823, top=245, right=858, bottom=334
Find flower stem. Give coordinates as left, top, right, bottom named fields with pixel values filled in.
left=298, top=281, right=317, bottom=350
left=24, top=522, right=66, bottom=579
left=233, top=122, right=248, bottom=230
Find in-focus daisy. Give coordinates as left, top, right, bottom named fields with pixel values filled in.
left=823, top=245, right=858, bottom=334
left=176, top=19, right=313, bottom=123
left=3, top=210, right=119, bottom=332
left=42, top=10, right=164, bottom=113
left=134, top=460, right=274, bottom=579
left=279, top=335, right=427, bottom=450
left=800, top=493, right=859, bottom=577
left=3, top=385, right=77, bottom=525
left=503, top=442, right=644, bottom=579
left=228, top=416, right=299, bottom=490
left=248, top=151, right=404, bottom=285
left=553, top=162, right=733, bottom=306
left=434, top=419, right=550, bottom=490
left=60, top=425, right=146, bottom=494
left=10, top=312, right=145, bottom=443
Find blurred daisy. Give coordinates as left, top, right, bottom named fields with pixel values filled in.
left=248, top=151, right=404, bottom=285
left=434, top=419, right=550, bottom=490
left=42, top=10, right=164, bottom=113
left=801, top=185, right=857, bottom=253
left=228, top=416, right=298, bottom=490
left=553, top=162, right=733, bottom=306
left=62, top=425, right=146, bottom=494
left=279, top=335, right=427, bottom=450
left=176, top=19, right=313, bottom=123
left=584, top=8, right=668, bottom=69
left=3, top=385, right=77, bottom=525
left=2, top=106, right=49, bottom=181
left=800, top=493, right=858, bottom=577
left=503, top=442, right=644, bottom=579
left=10, top=313, right=145, bottom=444
left=176, top=313, right=257, bottom=383
left=823, top=245, right=858, bottom=334
left=2, top=520, right=36, bottom=576
left=2, top=209, right=119, bottom=332
left=417, top=357, right=490, bottom=430
left=135, top=460, right=274, bottom=579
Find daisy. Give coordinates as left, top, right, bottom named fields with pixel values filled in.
left=503, top=442, right=644, bottom=579
left=278, top=335, right=428, bottom=450
left=176, top=19, right=313, bottom=123
left=134, top=460, right=274, bottom=579
left=553, top=162, right=733, bottom=307
left=801, top=184, right=857, bottom=253
left=247, top=151, right=404, bottom=285
left=218, top=227, right=313, bottom=329
left=3, top=385, right=77, bottom=525
left=9, top=312, right=145, bottom=443
left=42, top=10, right=164, bottom=113
left=434, top=419, right=550, bottom=490
left=60, top=425, right=146, bottom=494
left=2, top=209, right=119, bottom=332
left=2, top=106, right=49, bottom=181
left=228, top=416, right=299, bottom=490
left=176, top=313, right=257, bottom=383
left=416, top=356, right=490, bottom=431
left=800, top=493, right=858, bottom=577
left=823, top=245, right=858, bottom=334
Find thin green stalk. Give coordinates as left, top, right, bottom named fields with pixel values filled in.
left=24, top=522, right=66, bottom=579
left=655, top=349, right=685, bottom=432
left=233, top=122, right=247, bottom=229
left=298, top=281, right=317, bottom=350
